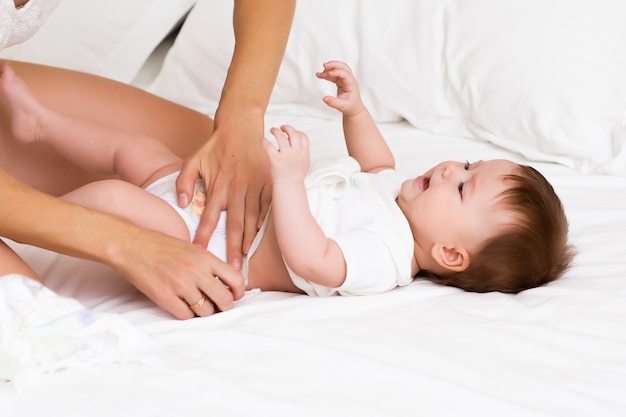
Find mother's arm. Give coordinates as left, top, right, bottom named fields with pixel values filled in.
left=176, top=0, right=296, bottom=267
left=0, top=170, right=244, bottom=319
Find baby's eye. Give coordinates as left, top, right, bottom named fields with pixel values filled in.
left=458, top=182, right=464, bottom=196
left=464, top=160, right=471, bottom=170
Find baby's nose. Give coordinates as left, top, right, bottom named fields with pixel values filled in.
left=441, top=164, right=455, bottom=179
left=441, top=163, right=463, bottom=181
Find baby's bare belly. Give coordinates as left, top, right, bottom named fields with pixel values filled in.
left=246, top=216, right=304, bottom=293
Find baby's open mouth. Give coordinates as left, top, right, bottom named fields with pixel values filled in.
left=423, top=177, right=430, bottom=191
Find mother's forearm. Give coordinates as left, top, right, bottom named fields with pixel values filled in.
left=220, top=0, right=295, bottom=112
left=0, top=170, right=132, bottom=265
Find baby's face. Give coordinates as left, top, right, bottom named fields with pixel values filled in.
left=397, top=159, right=518, bottom=257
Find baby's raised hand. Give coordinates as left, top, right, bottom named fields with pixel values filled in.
left=262, top=125, right=311, bottom=185
left=315, top=61, right=365, bottom=117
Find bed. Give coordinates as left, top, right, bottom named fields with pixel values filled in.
left=1, top=0, right=626, bottom=416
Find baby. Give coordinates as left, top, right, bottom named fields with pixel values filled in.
left=0, top=60, right=574, bottom=313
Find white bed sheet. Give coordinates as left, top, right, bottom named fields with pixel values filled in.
left=2, top=116, right=626, bottom=417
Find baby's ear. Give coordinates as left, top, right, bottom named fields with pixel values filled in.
left=431, top=244, right=470, bottom=272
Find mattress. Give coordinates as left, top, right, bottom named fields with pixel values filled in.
left=2, top=117, right=626, bottom=416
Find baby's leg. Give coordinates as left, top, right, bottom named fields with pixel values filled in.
left=62, top=179, right=190, bottom=241
left=0, top=61, right=212, bottom=196
left=0, top=62, right=181, bottom=188
left=0, top=62, right=45, bottom=145
left=0, top=240, right=42, bottom=283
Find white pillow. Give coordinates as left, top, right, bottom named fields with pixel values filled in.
left=0, top=0, right=195, bottom=83
left=439, top=0, right=626, bottom=176
left=149, top=0, right=424, bottom=122
left=149, top=0, right=626, bottom=176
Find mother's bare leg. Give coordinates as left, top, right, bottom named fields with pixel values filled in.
left=0, top=60, right=213, bottom=196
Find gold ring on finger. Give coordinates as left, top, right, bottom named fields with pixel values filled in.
left=188, top=295, right=206, bottom=311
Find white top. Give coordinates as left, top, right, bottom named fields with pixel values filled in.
left=0, top=0, right=61, bottom=49
left=283, top=156, right=415, bottom=296
left=145, top=159, right=415, bottom=298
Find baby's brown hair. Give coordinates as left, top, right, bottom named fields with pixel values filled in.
left=425, top=165, right=575, bottom=293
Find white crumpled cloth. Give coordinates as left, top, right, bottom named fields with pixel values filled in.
left=0, top=274, right=158, bottom=390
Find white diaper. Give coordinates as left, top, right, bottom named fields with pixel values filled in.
left=0, top=274, right=159, bottom=390
left=145, top=171, right=227, bottom=262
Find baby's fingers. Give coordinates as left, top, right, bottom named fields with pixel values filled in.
left=279, top=125, right=308, bottom=150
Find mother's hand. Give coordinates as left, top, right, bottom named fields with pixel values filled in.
left=176, top=113, right=271, bottom=272
left=113, top=226, right=245, bottom=319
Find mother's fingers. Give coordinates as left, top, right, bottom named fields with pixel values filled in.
left=173, top=272, right=242, bottom=319
left=185, top=293, right=216, bottom=317
left=194, top=194, right=224, bottom=248
left=198, top=279, right=234, bottom=315
left=183, top=273, right=236, bottom=318
left=209, top=258, right=245, bottom=302
left=176, top=155, right=203, bottom=208
left=155, top=253, right=242, bottom=319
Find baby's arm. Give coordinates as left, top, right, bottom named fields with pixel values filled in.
left=262, top=126, right=347, bottom=288
left=316, top=61, right=394, bottom=173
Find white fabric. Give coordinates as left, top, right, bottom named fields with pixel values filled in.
left=0, top=0, right=195, bottom=83
left=2, top=117, right=626, bottom=417
left=145, top=171, right=227, bottom=263
left=144, top=171, right=202, bottom=240
left=2, top=2, right=626, bottom=415
left=0, top=274, right=159, bottom=391
left=149, top=162, right=414, bottom=297
left=285, top=156, right=414, bottom=296
left=150, top=0, right=626, bottom=177
left=439, top=0, right=626, bottom=177
left=0, top=0, right=60, bottom=49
